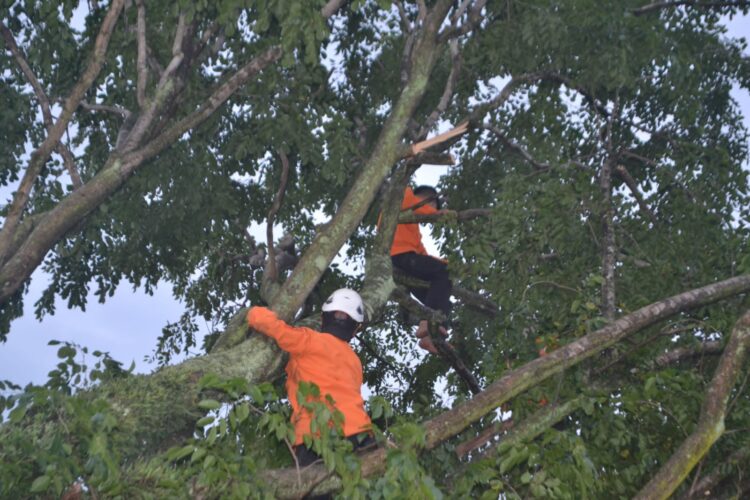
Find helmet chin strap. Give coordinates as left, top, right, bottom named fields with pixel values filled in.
left=321, top=311, right=360, bottom=342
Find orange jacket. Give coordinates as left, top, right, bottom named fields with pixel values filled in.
left=390, top=187, right=439, bottom=256
left=246, top=306, right=371, bottom=445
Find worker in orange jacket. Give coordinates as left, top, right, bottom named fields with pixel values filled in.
left=391, top=185, right=453, bottom=354
left=246, top=288, right=374, bottom=466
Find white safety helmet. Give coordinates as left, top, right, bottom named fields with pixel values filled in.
left=321, top=288, right=365, bottom=323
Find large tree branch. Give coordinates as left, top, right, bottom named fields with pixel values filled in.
left=0, top=0, right=125, bottom=266
left=264, top=274, right=750, bottom=497
left=635, top=310, right=750, bottom=499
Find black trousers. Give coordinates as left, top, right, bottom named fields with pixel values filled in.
left=392, top=252, right=452, bottom=318
left=294, top=433, right=377, bottom=467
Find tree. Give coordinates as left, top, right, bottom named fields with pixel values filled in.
left=2, top=0, right=750, bottom=498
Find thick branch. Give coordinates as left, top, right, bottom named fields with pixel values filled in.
left=0, top=0, right=125, bottom=265
left=393, top=270, right=499, bottom=317
left=653, top=341, right=724, bottom=368
left=398, top=208, right=491, bottom=224
left=635, top=310, right=750, bottom=499
left=135, top=0, right=148, bottom=108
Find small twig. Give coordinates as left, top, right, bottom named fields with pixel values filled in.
left=521, top=280, right=579, bottom=303
left=79, top=100, right=131, bottom=118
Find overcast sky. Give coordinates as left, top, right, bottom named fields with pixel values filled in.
left=1, top=12, right=749, bottom=391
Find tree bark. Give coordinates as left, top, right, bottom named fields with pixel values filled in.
left=635, top=310, right=750, bottom=500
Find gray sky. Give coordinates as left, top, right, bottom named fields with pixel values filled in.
left=1, top=12, right=749, bottom=389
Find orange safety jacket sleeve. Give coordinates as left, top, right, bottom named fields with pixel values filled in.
left=246, top=306, right=313, bottom=355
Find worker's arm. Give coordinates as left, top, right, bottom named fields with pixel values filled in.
left=402, top=187, right=439, bottom=216
left=246, top=306, right=313, bottom=355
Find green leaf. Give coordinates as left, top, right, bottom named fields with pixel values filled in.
left=198, top=399, right=221, bottom=410
left=30, top=475, right=51, bottom=493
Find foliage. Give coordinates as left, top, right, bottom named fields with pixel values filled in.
left=1, top=0, right=750, bottom=497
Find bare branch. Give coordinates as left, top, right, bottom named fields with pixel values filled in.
left=1, top=21, right=52, bottom=121
left=600, top=96, right=619, bottom=322
left=394, top=1, right=412, bottom=32
left=321, top=0, right=348, bottom=19
left=633, top=0, right=750, bottom=16
left=440, top=0, right=487, bottom=39
left=398, top=207, right=492, bottom=224
left=653, top=341, right=723, bottom=368
left=614, top=164, right=658, bottom=224
left=135, top=0, right=148, bottom=108
left=79, top=101, right=131, bottom=118
left=393, top=270, right=499, bottom=317
left=483, top=124, right=551, bottom=171
left=265, top=150, right=291, bottom=283
left=1, top=21, right=83, bottom=189
left=0, top=0, right=125, bottom=266
left=636, top=310, right=750, bottom=499
left=417, top=39, right=462, bottom=140
left=417, top=0, right=428, bottom=23
left=454, top=418, right=514, bottom=457
left=391, top=287, right=481, bottom=394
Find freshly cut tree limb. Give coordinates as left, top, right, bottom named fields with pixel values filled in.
left=0, top=0, right=124, bottom=265
left=635, top=310, right=750, bottom=500
left=263, top=275, right=750, bottom=498
left=410, top=120, right=469, bottom=155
